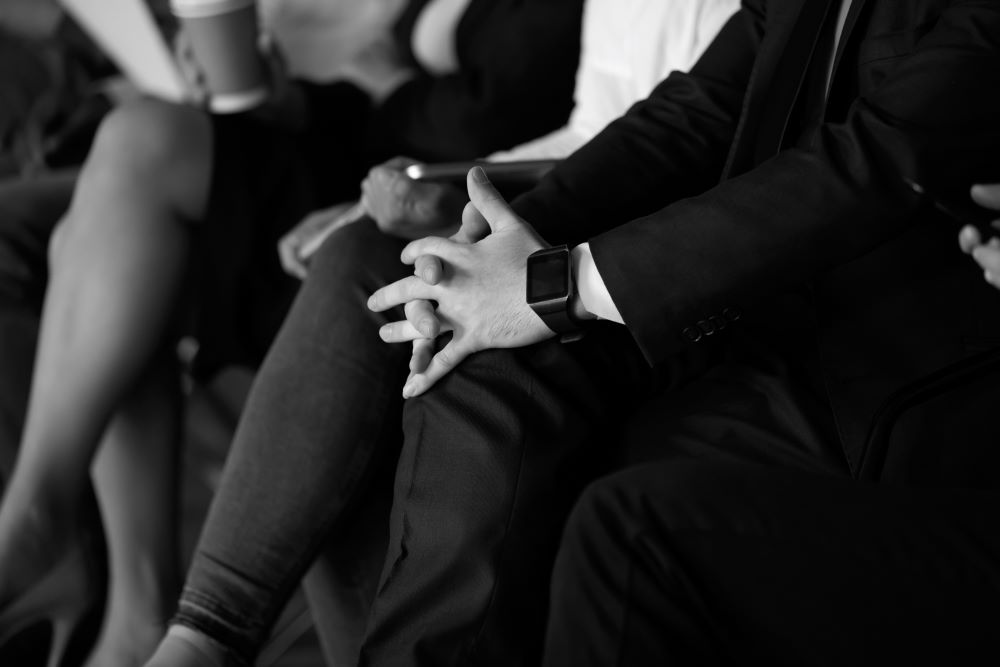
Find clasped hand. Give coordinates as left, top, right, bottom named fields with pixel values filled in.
left=958, top=184, right=1000, bottom=285
left=367, top=167, right=555, bottom=398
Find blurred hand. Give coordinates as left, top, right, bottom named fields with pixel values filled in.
left=368, top=167, right=553, bottom=398
left=361, top=157, right=466, bottom=240
left=172, top=27, right=210, bottom=107
left=278, top=201, right=362, bottom=279
left=958, top=183, right=1000, bottom=288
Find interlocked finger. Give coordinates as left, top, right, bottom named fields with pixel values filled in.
left=379, top=319, right=424, bottom=343
left=402, top=334, right=477, bottom=398
left=368, top=275, right=437, bottom=312
left=409, top=338, right=435, bottom=374
left=400, top=235, right=465, bottom=265
left=405, top=299, right=440, bottom=338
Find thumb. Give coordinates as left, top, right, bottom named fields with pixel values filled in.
left=454, top=200, right=490, bottom=243
left=467, top=166, right=517, bottom=233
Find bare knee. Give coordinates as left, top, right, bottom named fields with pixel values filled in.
left=79, top=98, right=214, bottom=219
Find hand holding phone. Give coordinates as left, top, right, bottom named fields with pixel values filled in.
left=904, top=178, right=998, bottom=240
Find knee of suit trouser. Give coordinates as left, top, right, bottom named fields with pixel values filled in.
left=562, top=462, right=742, bottom=550
left=308, top=217, right=408, bottom=289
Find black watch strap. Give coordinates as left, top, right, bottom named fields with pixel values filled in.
left=526, top=245, right=585, bottom=343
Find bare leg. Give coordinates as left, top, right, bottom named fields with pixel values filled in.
left=86, top=352, right=183, bottom=667
left=0, top=98, right=212, bottom=664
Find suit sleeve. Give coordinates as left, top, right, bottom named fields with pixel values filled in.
left=511, top=5, right=765, bottom=246
left=363, top=0, right=583, bottom=162
left=525, top=2, right=1000, bottom=365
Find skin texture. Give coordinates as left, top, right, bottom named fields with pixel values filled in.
left=371, top=178, right=1000, bottom=400
left=368, top=167, right=554, bottom=397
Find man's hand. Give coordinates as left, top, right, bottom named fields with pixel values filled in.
left=958, top=183, right=1000, bottom=288
left=368, top=167, right=555, bottom=398
left=361, top=157, right=466, bottom=240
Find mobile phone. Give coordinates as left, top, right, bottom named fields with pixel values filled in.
left=404, top=159, right=560, bottom=186
left=904, top=178, right=998, bottom=240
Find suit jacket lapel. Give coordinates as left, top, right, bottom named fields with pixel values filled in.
left=827, top=0, right=868, bottom=99
left=724, top=0, right=837, bottom=177
left=755, top=0, right=837, bottom=161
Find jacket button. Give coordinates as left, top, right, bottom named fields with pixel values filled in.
left=697, top=319, right=716, bottom=336
left=682, top=326, right=703, bottom=343
left=722, top=307, right=742, bottom=323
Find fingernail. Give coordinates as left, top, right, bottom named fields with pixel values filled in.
left=419, top=318, right=434, bottom=336
left=402, top=380, right=414, bottom=398
left=472, top=166, right=488, bottom=183
left=985, top=270, right=994, bottom=284
left=379, top=325, right=389, bottom=339
left=367, top=295, right=376, bottom=309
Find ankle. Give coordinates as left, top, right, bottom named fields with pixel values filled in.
left=144, top=624, right=228, bottom=667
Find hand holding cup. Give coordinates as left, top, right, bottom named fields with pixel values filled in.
left=170, top=0, right=269, bottom=113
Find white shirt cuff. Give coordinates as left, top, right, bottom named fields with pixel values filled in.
left=571, top=242, right=624, bottom=324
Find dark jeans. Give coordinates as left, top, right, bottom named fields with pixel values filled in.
left=175, top=219, right=854, bottom=666
left=544, top=462, right=1000, bottom=666
left=175, top=220, right=411, bottom=664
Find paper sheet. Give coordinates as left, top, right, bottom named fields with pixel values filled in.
left=60, top=0, right=189, bottom=103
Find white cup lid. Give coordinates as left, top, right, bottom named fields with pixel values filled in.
left=171, top=0, right=254, bottom=19
left=208, top=86, right=269, bottom=114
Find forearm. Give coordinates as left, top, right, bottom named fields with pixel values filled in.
left=592, top=2, right=1000, bottom=364
left=511, top=9, right=760, bottom=246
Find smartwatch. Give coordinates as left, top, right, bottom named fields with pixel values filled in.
left=526, top=244, right=585, bottom=342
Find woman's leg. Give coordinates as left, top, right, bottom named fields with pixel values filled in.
left=87, top=351, right=183, bottom=667
left=0, top=98, right=212, bottom=661
left=146, top=221, right=413, bottom=667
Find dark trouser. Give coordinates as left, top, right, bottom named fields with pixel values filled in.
left=0, top=170, right=76, bottom=484
left=175, top=216, right=852, bottom=666
left=544, top=462, right=1000, bottom=666
left=175, top=220, right=411, bottom=665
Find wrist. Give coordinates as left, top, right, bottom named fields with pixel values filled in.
left=569, top=246, right=598, bottom=322
left=526, top=244, right=587, bottom=342
left=569, top=242, right=624, bottom=325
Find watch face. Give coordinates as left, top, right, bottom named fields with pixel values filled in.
left=527, top=250, right=569, bottom=303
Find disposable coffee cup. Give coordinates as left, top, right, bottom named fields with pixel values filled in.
left=170, top=0, right=269, bottom=113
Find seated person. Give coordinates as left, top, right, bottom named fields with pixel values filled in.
left=540, top=181, right=1000, bottom=666
left=128, top=2, right=736, bottom=666
left=0, top=1, right=584, bottom=665
left=145, top=2, right=1000, bottom=667
left=286, top=0, right=738, bottom=255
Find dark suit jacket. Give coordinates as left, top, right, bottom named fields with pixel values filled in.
left=363, top=0, right=584, bottom=162
left=513, top=0, right=1000, bottom=475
